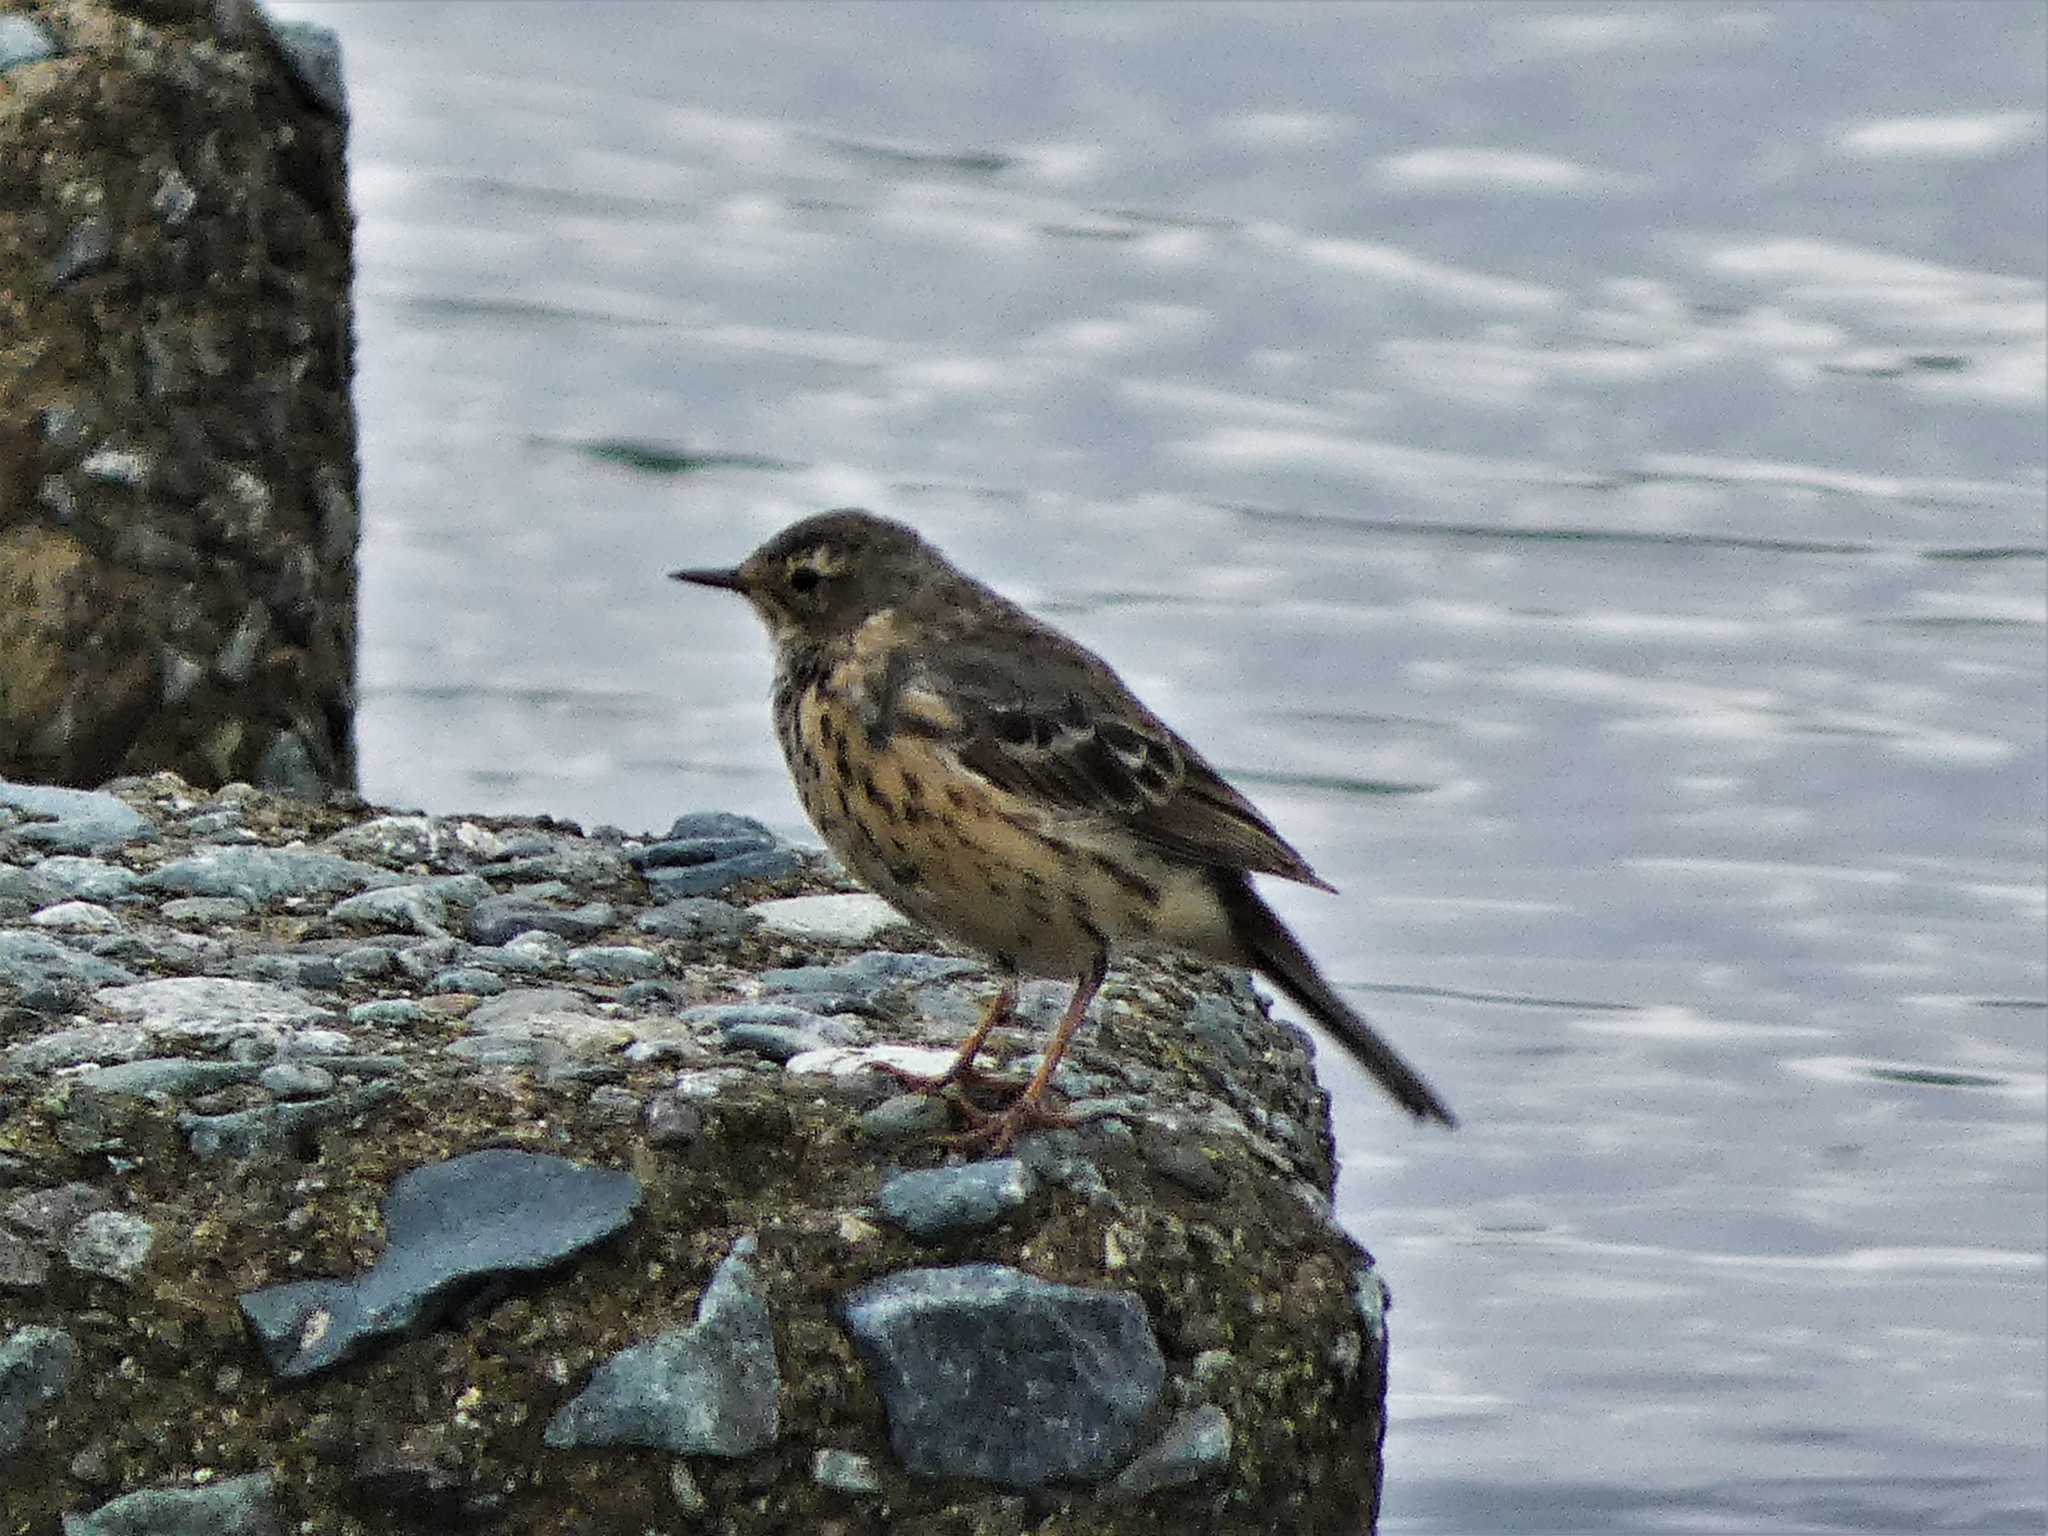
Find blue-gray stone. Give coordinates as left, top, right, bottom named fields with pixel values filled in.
left=643, top=848, right=801, bottom=900
left=841, top=1265, right=1164, bottom=1486
left=329, top=876, right=488, bottom=934
left=680, top=1003, right=854, bottom=1062
left=567, top=945, right=664, bottom=982
left=47, top=217, right=114, bottom=291
left=335, top=945, right=396, bottom=980
left=618, top=979, right=686, bottom=1010
left=181, top=1083, right=398, bottom=1161
left=0, top=930, right=138, bottom=998
left=158, top=896, right=254, bottom=925
left=60, top=1471, right=279, bottom=1536
left=75, top=1059, right=257, bottom=1097
left=0, top=780, right=151, bottom=854
left=0, top=14, right=57, bottom=74
left=240, top=1149, right=641, bottom=1379
left=545, top=1235, right=778, bottom=1455
left=663, top=812, right=779, bottom=845
left=1, top=1325, right=78, bottom=1463
left=258, top=1062, right=336, bottom=1099
left=347, top=999, right=431, bottom=1028
left=630, top=836, right=769, bottom=871
left=1110, top=1404, right=1233, bottom=1496
left=856, top=1093, right=954, bottom=1140
left=143, top=847, right=397, bottom=905
left=267, top=18, right=347, bottom=120
left=472, top=847, right=629, bottom=887
left=1184, top=995, right=1255, bottom=1065
left=429, top=966, right=506, bottom=995
left=634, top=897, right=756, bottom=941
left=467, top=895, right=614, bottom=947
left=878, top=1159, right=1038, bottom=1240
left=760, top=952, right=976, bottom=1009
left=64, top=1211, right=155, bottom=1284
left=30, top=857, right=140, bottom=903
left=232, top=952, right=344, bottom=990
left=811, top=1448, right=883, bottom=1493
left=0, top=866, right=61, bottom=907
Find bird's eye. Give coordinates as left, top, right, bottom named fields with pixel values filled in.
left=789, top=566, right=822, bottom=595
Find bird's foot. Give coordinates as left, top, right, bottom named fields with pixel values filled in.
left=874, top=1058, right=1025, bottom=1105
left=944, top=1092, right=1074, bottom=1156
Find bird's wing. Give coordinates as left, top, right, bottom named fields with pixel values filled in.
left=909, top=612, right=1334, bottom=890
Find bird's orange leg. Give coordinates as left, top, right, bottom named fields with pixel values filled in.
left=876, top=977, right=1018, bottom=1097
left=952, top=954, right=1107, bottom=1155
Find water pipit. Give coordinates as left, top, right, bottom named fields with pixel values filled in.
left=672, top=510, right=1454, bottom=1150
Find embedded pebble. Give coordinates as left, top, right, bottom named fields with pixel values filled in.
left=29, top=857, right=141, bottom=903
left=545, top=1235, right=778, bottom=1455
left=749, top=893, right=909, bottom=945
left=812, top=1447, right=883, bottom=1493
left=1110, top=1404, right=1233, bottom=1496
left=0, top=14, right=58, bottom=74
left=0, top=780, right=152, bottom=854
left=348, top=999, right=431, bottom=1028
left=240, top=1150, right=642, bottom=1379
left=159, top=896, right=254, bottom=925
left=567, top=944, right=664, bottom=982
left=840, top=1265, right=1165, bottom=1486
left=467, top=895, right=615, bottom=946
left=857, top=1093, right=954, bottom=1140
left=0, top=1325, right=78, bottom=1462
left=879, top=1158, right=1039, bottom=1239
left=142, top=846, right=399, bottom=904
left=635, top=898, right=756, bottom=941
left=28, top=901, right=122, bottom=933
left=95, top=977, right=335, bottom=1040
left=60, top=1471, right=280, bottom=1536
left=258, top=1062, right=337, bottom=1099
left=64, top=1211, right=155, bottom=1284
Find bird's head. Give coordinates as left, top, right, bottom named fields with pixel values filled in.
left=670, top=508, right=943, bottom=647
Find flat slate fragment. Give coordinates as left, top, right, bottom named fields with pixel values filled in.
left=545, top=1234, right=780, bottom=1456
left=841, top=1264, right=1165, bottom=1487
left=239, top=1149, right=642, bottom=1379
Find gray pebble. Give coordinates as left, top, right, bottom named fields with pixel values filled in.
left=544, top=1236, right=778, bottom=1456
left=0, top=1325, right=78, bottom=1462
left=0, top=14, right=58, bottom=74
left=430, top=967, right=506, bottom=995
left=258, top=1063, right=336, bottom=1099
left=643, top=1094, right=704, bottom=1147
left=1110, top=1404, right=1233, bottom=1496
left=635, top=897, right=756, bottom=941
left=60, top=1470, right=279, bottom=1536
left=567, top=944, right=664, bottom=982
left=878, top=1158, right=1038, bottom=1239
left=856, top=1094, right=954, bottom=1140
left=30, top=857, right=141, bottom=903
left=159, top=896, right=255, bottom=925
left=347, top=999, right=431, bottom=1028
left=64, top=1211, right=156, bottom=1284
left=812, top=1447, right=883, bottom=1494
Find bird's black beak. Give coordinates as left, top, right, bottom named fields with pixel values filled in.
left=668, top=565, right=746, bottom=592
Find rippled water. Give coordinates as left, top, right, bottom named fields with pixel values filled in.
left=272, top=2, right=2047, bottom=1529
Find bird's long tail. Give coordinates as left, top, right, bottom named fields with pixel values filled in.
left=1222, top=878, right=1456, bottom=1127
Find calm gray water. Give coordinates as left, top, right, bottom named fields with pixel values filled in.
left=272, top=3, right=2047, bottom=1529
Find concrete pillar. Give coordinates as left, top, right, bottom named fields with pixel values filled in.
left=0, top=0, right=356, bottom=795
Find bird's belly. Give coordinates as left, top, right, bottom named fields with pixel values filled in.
left=777, top=689, right=1230, bottom=975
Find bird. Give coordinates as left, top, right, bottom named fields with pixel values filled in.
left=670, top=509, right=1454, bottom=1150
